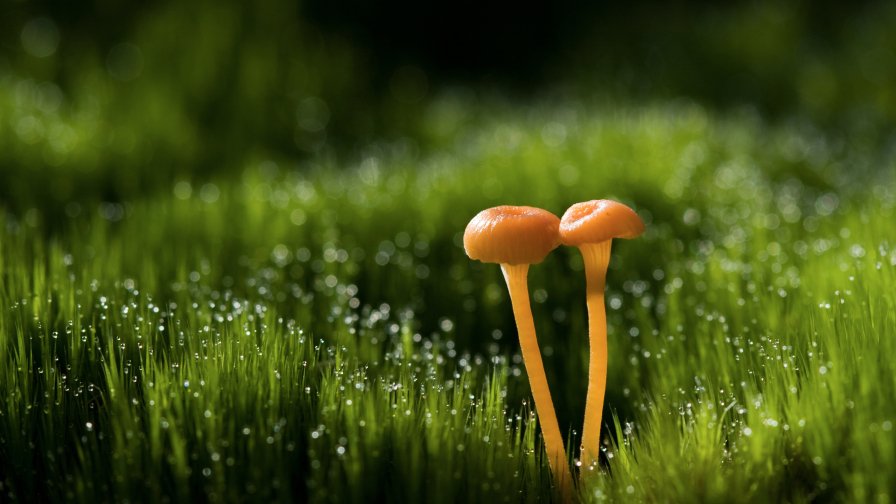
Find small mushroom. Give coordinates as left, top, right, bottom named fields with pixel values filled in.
left=559, top=199, right=645, bottom=469
left=464, top=205, right=573, bottom=498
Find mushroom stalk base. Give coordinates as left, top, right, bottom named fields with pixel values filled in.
left=578, top=240, right=612, bottom=470
left=501, top=263, right=572, bottom=500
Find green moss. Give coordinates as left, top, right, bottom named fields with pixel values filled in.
left=1, top=100, right=894, bottom=502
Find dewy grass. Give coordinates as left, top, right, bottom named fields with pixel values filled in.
left=1, top=101, right=896, bottom=502
left=0, top=237, right=544, bottom=502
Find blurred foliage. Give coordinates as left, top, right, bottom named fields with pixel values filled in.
left=2, top=0, right=896, bottom=214
left=0, top=2, right=363, bottom=201
left=1, top=0, right=380, bottom=211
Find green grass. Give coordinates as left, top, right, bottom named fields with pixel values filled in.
left=2, top=100, right=895, bottom=502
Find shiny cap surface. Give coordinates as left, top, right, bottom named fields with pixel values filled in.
left=559, top=200, right=644, bottom=246
left=464, top=206, right=561, bottom=265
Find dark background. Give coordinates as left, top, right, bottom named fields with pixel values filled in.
left=2, top=0, right=895, bottom=215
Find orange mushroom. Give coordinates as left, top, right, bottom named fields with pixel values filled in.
left=464, top=205, right=573, bottom=498
left=559, top=200, right=644, bottom=470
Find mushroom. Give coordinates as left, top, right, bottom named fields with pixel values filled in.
left=559, top=200, right=645, bottom=470
left=464, top=205, right=573, bottom=498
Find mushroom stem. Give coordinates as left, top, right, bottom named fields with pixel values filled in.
left=578, top=240, right=613, bottom=469
left=501, top=263, right=573, bottom=500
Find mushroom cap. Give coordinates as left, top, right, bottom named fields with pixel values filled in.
left=559, top=199, right=645, bottom=246
left=464, top=206, right=561, bottom=265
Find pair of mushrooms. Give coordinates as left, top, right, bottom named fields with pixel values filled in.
left=464, top=200, right=644, bottom=497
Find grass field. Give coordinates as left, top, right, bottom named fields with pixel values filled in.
left=2, top=99, right=895, bottom=502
